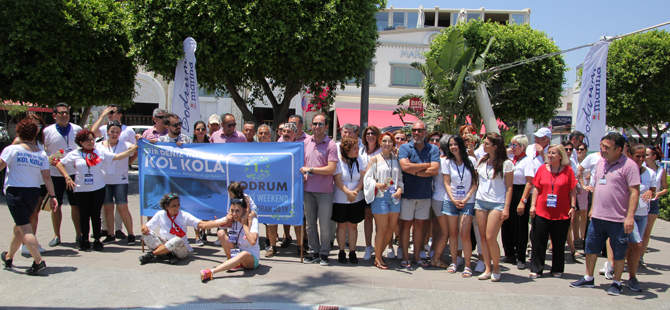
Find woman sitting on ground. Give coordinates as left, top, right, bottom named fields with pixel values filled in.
left=201, top=197, right=260, bottom=282
left=138, top=193, right=221, bottom=265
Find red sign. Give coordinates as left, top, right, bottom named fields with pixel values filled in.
left=409, top=97, right=423, bottom=114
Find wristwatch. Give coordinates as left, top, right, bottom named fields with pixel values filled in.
left=522, top=198, right=528, bottom=203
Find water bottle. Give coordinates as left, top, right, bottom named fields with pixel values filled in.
left=389, top=184, right=400, bottom=205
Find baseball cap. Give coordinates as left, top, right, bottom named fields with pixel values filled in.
left=534, top=127, right=552, bottom=139
left=208, top=114, right=221, bottom=125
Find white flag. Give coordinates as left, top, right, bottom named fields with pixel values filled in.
left=576, top=40, right=610, bottom=149
left=172, top=37, right=201, bottom=135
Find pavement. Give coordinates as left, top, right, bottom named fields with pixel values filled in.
left=0, top=171, right=669, bottom=309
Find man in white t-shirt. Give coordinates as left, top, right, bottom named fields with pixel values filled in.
left=525, top=127, right=551, bottom=173
left=43, top=102, right=82, bottom=247
left=569, top=131, right=585, bottom=162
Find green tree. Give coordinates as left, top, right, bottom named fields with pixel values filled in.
left=606, top=30, right=670, bottom=145
left=130, top=0, right=383, bottom=130
left=0, top=0, right=137, bottom=126
left=427, top=20, right=567, bottom=126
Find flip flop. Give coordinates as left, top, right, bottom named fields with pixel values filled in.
left=401, top=260, right=411, bottom=268
left=374, top=260, right=389, bottom=270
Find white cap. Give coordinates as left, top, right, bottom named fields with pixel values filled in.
left=208, top=114, right=221, bottom=125
left=534, top=127, right=552, bottom=139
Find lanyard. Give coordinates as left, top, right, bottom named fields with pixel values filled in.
left=79, top=151, right=91, bottom=174
left=486, top=165, right=494, bottom=191
left=383, top=154, right=394, bottom=178
left=232, top=222, right=244, bottom=248
left=604, top=161, right=620, bottom=176
left=347, top=159, right=356, bottom=183
left=455, top=160, right=465, bottom=184
left=107, top=141, right=118, bottom=153
left=550, top=164, right=561, bottom=194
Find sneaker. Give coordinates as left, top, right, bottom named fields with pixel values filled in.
left=93, top=240, right=104, bottom=251
left=475, top=260, right=486, bottom=273
left=387, top=248, right=396, bottom=260
left=200, top=269, right=213, bottom=282
left=48, top=237, right=60, bottom=247
left=517, top=261, right=527, bottom=270
left=21, top=245, right=30, bottom=255
left=195, top=238, right=205, bottom=247
left=303, top=253, right=320, bottom=264
left=338, top=250, right=347, bottom=264
left=457, top=256, right=464, bottom=267
left=228, top=263, right=245, bottom=272
left=114, top=230, right=126, bottom=240
left=599, top=261, right=610, bottom=275
left=349, top=251, right=359, bottom=264
left=638, top=257, right=647, bottom=269
left=78, top=240, right=91, bottom=251
left=1, top=251, right=12, bottom=268
left=320, top=254, right=330, bottom=266
left=627, top=277, right=642, bottom=292
left=100, top=230, right=108, bottom=238
left=605, top=264, right=615, bottom=280
left=102, top=235, right=115, bottom=245
left=214, top=239, right=221, bottom=246
left=166, top=253, right=179, bottom=265
left=280, top=235, right=292, bottom=248
left=265, top=246, right=276, bottom=258
left=127, top=235, right=136, bottom=245
left=25, top=260, right=47, bottom=276
left=363, top=246, right=373, bottom=261
left=570, top=277, right=595, bottom=288
left=607, top=282, right=623, bottom=296
left=139, top=252, right=154, bottom=264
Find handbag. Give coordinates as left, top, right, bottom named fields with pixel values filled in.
left=40, top=195, right=50, bottom=212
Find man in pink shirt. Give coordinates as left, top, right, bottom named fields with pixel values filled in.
left=570, top=133, right=640, bottom=296
left=139, top=108, right=168, bottom=143
left=278, top=115, right=311, bottom=142
left=299, top=114, right=337, bottom=266
left=209, top=113, right=247, bottom=143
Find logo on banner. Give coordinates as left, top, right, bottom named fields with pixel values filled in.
left=576, top=41, right=610, bottom=149
left=409, top=97, right=423, bottom=115
left=172, top=37, right=201, bottom=135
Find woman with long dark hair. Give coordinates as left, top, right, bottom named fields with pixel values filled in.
left=474, top=133, right=514, bottom=282
left=640, top=145, right=667, bottom=267
left=360, top=125, right=382, bottom=261
left=192, top=121, right=210, bottom=144
left=441, top=134, right=478, bottom=276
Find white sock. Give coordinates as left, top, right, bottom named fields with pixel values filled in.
left=613, top=280, right=621, bottom=286
left=584, top=275, right=594, bottom=281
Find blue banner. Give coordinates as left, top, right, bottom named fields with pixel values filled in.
left=138, top=139, right=304, bottom=226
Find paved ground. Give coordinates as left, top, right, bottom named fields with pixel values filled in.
left=0, top=172, right=669, bottom=309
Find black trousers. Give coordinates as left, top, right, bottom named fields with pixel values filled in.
left=530, top=215, right=571, bottom=274
left=74, top=187, right=106, bottom=241
left=501, top=184, right=529, bottom=262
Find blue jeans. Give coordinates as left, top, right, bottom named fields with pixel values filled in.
left=585, top=218, right=628, bottom=260
left=443, top=200, right=475, bottom=217
left=474, top=200, right=505, bottom=212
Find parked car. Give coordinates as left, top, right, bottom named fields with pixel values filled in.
left=129, top=125, right=152, bottom=136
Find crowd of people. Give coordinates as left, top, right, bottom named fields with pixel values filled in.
left=1, top=104, right=667, bottom=294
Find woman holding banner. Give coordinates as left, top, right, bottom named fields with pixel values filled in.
left=56, top=129, right=137, bottom=251
left=191, top=120, right=210, bottom=246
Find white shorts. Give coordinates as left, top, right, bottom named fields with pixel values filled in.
left=400, top=199, right=431, bottom=221
left=142, top=232, right=189, bottom=259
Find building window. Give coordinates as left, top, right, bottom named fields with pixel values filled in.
left=392, top=11, right=405, bottom=29
left=452, top=12, right=482, bottom=25
left=198, top=86, right=216, bottom=97
left=391, top=65, right=423, bottom=87
left=376, top=12, right=390, bottom=31
left=407, top=12, right=419, bottom=29
left=346, top=66, right=375, bottom=85
left=511, top=14, right=525, bottom=24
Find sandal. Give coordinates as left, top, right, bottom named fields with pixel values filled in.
left=200, top=269, right=213, bottom=282
left=447, top=263, right=457, bottom=273
left=529, top=272, right=539, bottom=279
left=432, top=259, right=448, bottom=269
left=374, top=260, right=389, bottom=270
left=571, top=251, right=578, bottom=262
left=401, top=260, right=411, bottom=268
left=462, top=267, right=473, bottom=278
left=414, top=259, right=430, bottom=268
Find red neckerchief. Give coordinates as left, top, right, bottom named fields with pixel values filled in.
left=513, top=152, right=527, bottom=165
left=81, top=148, right=101, bottom=167
left=167, top=212, right=186, bottom=238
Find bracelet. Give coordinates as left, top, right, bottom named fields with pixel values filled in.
left=570, top=206, right=577, bottom=209
left=49, top=195, right=56, bottom=198
left=309, top=167, right=314, bottom=174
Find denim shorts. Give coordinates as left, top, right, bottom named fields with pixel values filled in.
left=626, top=215, right=648, bottom=244
left=474, top=200, right=505, bottom=212
left=585, top=218, right=629, bottom=260
left=103, top=184, right=129, bottom=205
left=370, top=190, right=401, bottom=215
left=649, top=199, right=660, bottom=215
left=443, top=200, right=475, bottom=217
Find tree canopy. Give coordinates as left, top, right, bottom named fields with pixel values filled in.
left=606, top=30, right=670, bottom=145
left=0, top=0, right=137, bottom=124
left=426, top=20, right=567, bottom=126
left=130, top=0, right=384, bottom=129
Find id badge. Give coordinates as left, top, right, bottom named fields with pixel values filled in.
left=84, top=173, right=94, bottom=185
left=228, top=231, right=238, bottom=244
left=599, top=178, right=607, bottom=185
left=547, top=194, right=557, bottom=208
left=230, top=248, right=241, bottom=258
left=455, top=185, right=466, bottom=199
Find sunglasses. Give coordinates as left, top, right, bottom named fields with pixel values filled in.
left=565, top=147, right=573, bottom=152
left=312, top=122, right=325, bottom=127
left=109, top=111, right=116, bottom=115
left=430, top=138, right=440, bottom=142
left=55, top=111, right=69, bottom=116
left=225, top=123, right=237, bottom=128
left=170, top=122, right=183, bottom=128
left=508, top=143, right=519, bottom=148
left=155, top=115, right=165, bottom=119
left=167, top=193, right=178, bottom=198
left=195, top=128, right=207, bottom=132
left=577, top=148, right=586, bottom=151
left=396, top=138, right=406, bottom=142
left=411, top=128, right=426, bottom=133
left=365, top=132, right=375, bottom=136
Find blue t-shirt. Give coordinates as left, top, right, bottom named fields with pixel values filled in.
left=398, top=140, right=440, bottom=199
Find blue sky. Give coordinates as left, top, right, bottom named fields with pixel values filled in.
left=387, top=0, right=670, bottom=88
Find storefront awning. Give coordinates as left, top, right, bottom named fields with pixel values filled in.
left=1, top=100, right=51, bottom=113
left=336, top=108, right=419, bottom=128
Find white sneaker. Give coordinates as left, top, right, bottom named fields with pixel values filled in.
left=599, top=261, right=609, bottom=275
left=475, top=260, right=486, bottom=273
left=213, top=239, right=221, bottom=246
left=387, top=248, right=396, bottom=259
left=397, top=248, right=403, bottom=260
left=457, top=256, right=464, bottom=266
left=605, top=262, right=615, bottom=280
left=21, top=245, right=30, bottom=255
left=363, top=246, right=374, bottom=260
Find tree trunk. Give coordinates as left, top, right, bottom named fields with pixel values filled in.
left=78, top=106, right=92, bottom=128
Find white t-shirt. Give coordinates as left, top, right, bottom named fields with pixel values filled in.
left=333, top=156, right=366, bottom=204
left=474, top=145, right=486, bottom=160
left=222, top=218, right=260, bottom=260
left=95, top=141, right=131, bottom=185
left=1, top=145, right=50, bottom=194
left=526, top=144, right=546, bottom=173
left=98, top=124, right=137, bottom=144
left=578, top=152, right=601, bottom=181
left=59, top=148, right=114, bottom=192
left=637, top=168, right=656, bottom=216
left=512, top=155, right=535, bottom=185
left=43, top=123, right=82, bottom=176
left=475, top=159, right=515, bottom=203
left=432, top=157, right=447, bottom=201
left=146, top=210, right=201, bottom=251
left=442, top=156, right=477, bottom=203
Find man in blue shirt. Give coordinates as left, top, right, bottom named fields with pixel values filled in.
left=398, top=121, right=440, bottom=267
